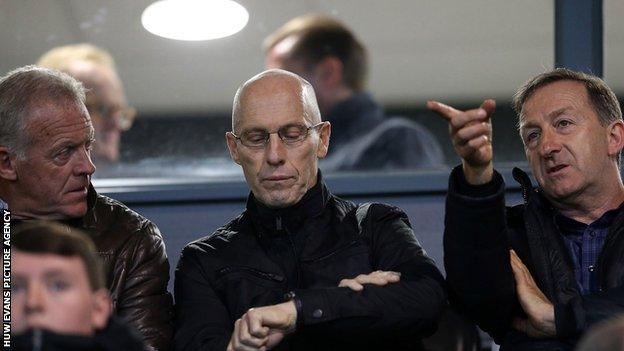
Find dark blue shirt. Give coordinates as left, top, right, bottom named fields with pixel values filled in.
left=555, top=203, right=623, bottom=295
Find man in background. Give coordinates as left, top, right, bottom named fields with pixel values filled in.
left=264, top=14, right=444, bottom=171
left=38, top=43, right=135, bottom=168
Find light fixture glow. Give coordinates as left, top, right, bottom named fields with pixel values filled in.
left=141, top=0, right=249, bottom=41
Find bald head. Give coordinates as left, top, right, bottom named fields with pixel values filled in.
left=231, top=69, right=321, bottom=133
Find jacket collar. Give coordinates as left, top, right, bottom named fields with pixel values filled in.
left=512, top=167, right=535, bottom=204
left=514, top=167, right=624, bottom=219
left=246, top=170, right=330, bottom=236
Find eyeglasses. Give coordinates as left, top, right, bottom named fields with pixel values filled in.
left=86, top=102, right=136, bottom=131
left=232, top=122, right=325, bottom=149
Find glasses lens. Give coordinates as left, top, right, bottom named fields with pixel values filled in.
left=241, top=131, right=269, bottom=147
left=279, top=125, right=307, bottom=144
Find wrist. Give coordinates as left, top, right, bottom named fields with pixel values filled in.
left=462, top=161, right=493, bottom=185
left=278, top=299, right=298, bottom=332
left=536, top=303, right=556, bottom=335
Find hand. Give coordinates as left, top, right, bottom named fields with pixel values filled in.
left=227, top=301, right=297, bottom=351
left=509, top=250, right=556, bottom=338
left=427, top=99, right=496, bottom=184
left=338, top=270, right=401, bottom=291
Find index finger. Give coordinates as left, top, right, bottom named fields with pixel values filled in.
left=426, top=100, right=461, bottom=121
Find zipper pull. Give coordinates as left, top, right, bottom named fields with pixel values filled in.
left=33, top=328, right=42, bottom=351
left=276, top=216, right=282, bottom=231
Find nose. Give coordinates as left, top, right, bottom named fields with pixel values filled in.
left=75, top=146, right=96, bottom=176
left=264, top=133, right=286, bottom=166
left=24, top=282, right=44, bottom=315
left=538, top=128, right=561, bottom=159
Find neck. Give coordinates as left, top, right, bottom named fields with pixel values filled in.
left=550, top=174, right=624, bottom=224
left=319, top=87, right=354, bottom=116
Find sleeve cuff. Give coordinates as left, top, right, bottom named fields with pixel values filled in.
left=293, top=289, right=334, bottom=326
left=555, top=300, right=582, bottom=338
left=451, top=164, right=503, bottom=198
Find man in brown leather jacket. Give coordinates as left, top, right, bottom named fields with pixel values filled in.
left=0, top=65, right=173, bottom=350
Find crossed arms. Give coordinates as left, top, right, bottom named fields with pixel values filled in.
left=173, top=207, right=446, bottom=350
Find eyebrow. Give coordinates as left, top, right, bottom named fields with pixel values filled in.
left=41, top=270, right=73, bottom=280
left=241, top=123, right=303, bottom=133
left=519, top=106, right=573, bottom=130
left=51, top=130, right=96, bottom=150
left=12, top=270, right=72, bottom=283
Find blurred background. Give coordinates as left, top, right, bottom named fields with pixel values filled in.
left=3, top=3, right=622, bottom=349
left=3, top=0, right=622, bottom=180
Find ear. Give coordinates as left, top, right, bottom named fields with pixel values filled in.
left=316, top=122, right=331, bottom=159
left=607, top=120, right=624, bottom=158
left=0, top=147, right=18, bottom=181
left=225, top=132, right=241, bottom=165
left=313, top=57, right=344, bottom=90
left=91, top=289, right=112, bottom=331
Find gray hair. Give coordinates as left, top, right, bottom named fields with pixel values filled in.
left=0, top=65, right=86, bottom=158
left=513, top=67, right=623, bottom=165
left=231, top=69, right=321, bottom=133
left=513, top=68, right=622, bottom=127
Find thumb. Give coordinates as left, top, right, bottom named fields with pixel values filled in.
left=259, top=302, right=297, bottom=330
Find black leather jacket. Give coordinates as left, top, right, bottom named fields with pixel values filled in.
left=444, top=166, right=624, bottom=351
left=174, top=178, right=446, bottom=350
left=73, top=185, right=173, bottom=351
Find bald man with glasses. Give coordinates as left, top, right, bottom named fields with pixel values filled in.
left=173, top=69, right=446, bottom=351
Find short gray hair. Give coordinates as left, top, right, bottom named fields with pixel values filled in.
left=0, top=65, right=86, bottom=157
left=513, top=68, right=622, bottom=127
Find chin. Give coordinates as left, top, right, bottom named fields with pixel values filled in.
left=544, top=183, right=584, bottom=202
left=61, top=205, right=89, bottom=219
left=260, top=193, right=299, bottom=208
left=264, top=198, right=296, bottom=209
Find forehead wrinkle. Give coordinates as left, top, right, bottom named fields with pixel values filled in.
left=25, top=107, right=93, bottom=152
left=519, top=101, right=575, bottom=130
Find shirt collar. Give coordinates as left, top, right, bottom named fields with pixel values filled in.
left=555, top=201, right=624, bottom=234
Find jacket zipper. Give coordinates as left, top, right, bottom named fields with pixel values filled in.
left=280, top=215, right=302, bottom=287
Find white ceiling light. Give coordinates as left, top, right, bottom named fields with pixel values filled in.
left=141, top=0, right=249, bottom=41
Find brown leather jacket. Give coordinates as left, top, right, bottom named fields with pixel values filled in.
left=74, top=185, right=173, bottom=351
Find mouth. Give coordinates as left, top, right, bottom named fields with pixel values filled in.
left=263, top=175, right=294, bottom=182
left=547, top=164, right=568, bottom=174
left=66, top=186, right=88, bottom=195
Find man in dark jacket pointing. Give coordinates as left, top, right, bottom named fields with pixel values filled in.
left=429, top=68, right=624, bottom=350
left=173, top=69, right=446, bottom=351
